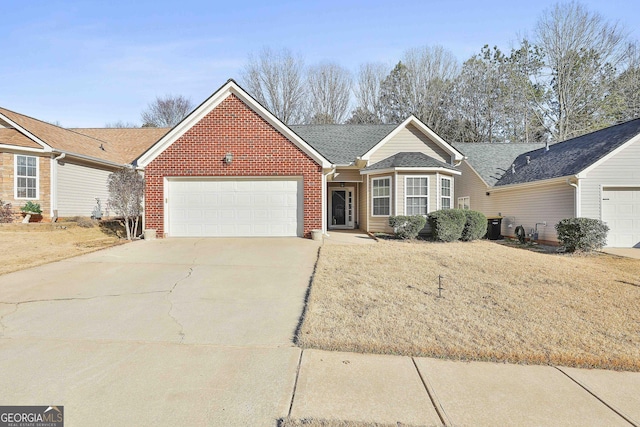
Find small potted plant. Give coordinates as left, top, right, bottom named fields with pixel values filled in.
left=21, top=201, right=43, bottom=223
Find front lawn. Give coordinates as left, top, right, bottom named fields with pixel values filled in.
left=0, top=222, right=122, bottom=275
left=297, top=240, right=640, bottom=371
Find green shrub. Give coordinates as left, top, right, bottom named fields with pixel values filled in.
left=555, top=218, right=609, bottom=252
left=461, top=210, right=487, bottom=241
left=388, top=215, right=427, bottom=240
left=20, top=201, right=42, bottom=214
left=0, top=199, right=13, bottom=223
left=428, top=209, right=466, bottom=242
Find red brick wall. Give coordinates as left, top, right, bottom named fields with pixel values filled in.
left=145, top=94, right=323, bottom=238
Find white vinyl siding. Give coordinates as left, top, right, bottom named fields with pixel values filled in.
left=453, top=161, right=490, bottom=213
left=441, top=177, right=452, bottom=210
left=489, top=182, right=574, bottom=242
left=405, top=176, right=429, bottom=215
left=57, top=162, right=112, bottom=217
left=14, top=155, right=38, bottom=199
left=371, top=176, right=391, bottom=216
left=369, top=124, right=451, bottom=164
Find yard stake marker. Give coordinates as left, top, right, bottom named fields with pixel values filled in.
left=412, top=357, right=450, bottom=426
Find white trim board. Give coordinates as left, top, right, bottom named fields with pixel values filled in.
left=136, top=80, right=331, bottom=168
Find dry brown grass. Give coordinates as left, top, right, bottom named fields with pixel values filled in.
left=279, top=418, right=428, bottom=427
left=297, top=240, right=640, bottom=371
left=0, top=222, right=122, bottom=275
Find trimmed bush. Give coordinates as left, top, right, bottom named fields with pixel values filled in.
left=461, top=210, right=487, bottom=241
left=428, top=209, right=466, bottom=242
left=389, top=215, right=427, bottom=240
left=0, top=200, right=13, bottom=223
left=555, top=217, right=609, bottom=252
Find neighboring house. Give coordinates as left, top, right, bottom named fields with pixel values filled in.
left=136, top=79, right=464, bottom=238
left=0, top=107, right=167, bottom=220
left=454, top=119, right=640, bottom=247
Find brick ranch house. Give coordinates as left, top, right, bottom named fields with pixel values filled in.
left=135, top=80, right=464, bottom=238
left=2, top=79, right=639, bottom=246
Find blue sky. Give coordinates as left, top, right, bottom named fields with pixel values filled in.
left=2, top=0, right=639, bottom=127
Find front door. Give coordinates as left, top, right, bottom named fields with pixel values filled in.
left=330, top=188, right=354, bottom=229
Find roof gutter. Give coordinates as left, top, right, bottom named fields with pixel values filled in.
left=52, top=150, right=127, bottom=169
left=0, top=144, right=47, bottom=153
left=489, top=176, right=569, bottom=193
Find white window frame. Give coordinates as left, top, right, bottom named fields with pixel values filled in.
left=371, top=176, right=392, bottom=217
left=14, top=154, right=39, bottom=200
left=457, top=196, right=470, bottom=210
left=440, top=177, right=452, bottom=210
left=404, top=176, right=429, bottom=216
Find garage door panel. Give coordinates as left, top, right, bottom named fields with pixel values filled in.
left=602, top=188, right=640, bottom=248
left=168, top=179, right=301, bottom=237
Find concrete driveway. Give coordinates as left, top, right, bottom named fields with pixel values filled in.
left=0, top=238, right=320, bottom=426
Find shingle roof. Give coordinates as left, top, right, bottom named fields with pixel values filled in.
left=290, top=124, right=396, bottom=164
left=362, top=152, right=458, bottom=171
left=495, top=118, right=640, bottom=186
left=0, top=107, right=168, bottom=164
left=453, top=142, right=546, bottom=186
left=0, top=128, right=42, bottom=149
left=71, top=128, right=170, bottom=164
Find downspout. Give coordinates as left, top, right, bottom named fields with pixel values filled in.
left=51, top=152, right=66, bottom=220
left=567, top=177, right=581, bottom=217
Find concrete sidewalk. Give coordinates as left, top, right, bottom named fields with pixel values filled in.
left=286, top=349, right=640, bottom=426
left=602, top=247, right=640, bottom=259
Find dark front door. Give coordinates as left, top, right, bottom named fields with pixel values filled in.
left=332, top=190, right=346, bottom=226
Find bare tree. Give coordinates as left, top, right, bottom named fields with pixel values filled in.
left=108, top=168, right=144, bottom=240
left=378, top=46, right=459, bottom=136
left=613, top=41, right=640, bottom=122
left=242, top=47, right=307, bottom=124
left=141, top=95, right=194, bottom=128
left=534, top=1, right=627, bottom=141
left=105, top=120, right=139, bottom=128
left=454, top=46, right=506, bottom=142
left=502, top=39, right=548, bottom=142
left=306, top=62, right=352, bottom=124
left=379, top=61, right=413, bottom=124
left=348, top=62, right=388, bottom=123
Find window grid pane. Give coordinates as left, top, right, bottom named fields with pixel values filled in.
left=16, top=155, right=37, bottom=199
left=441, top=177, right=452, bottom=210
left=406, top=177, right=428, bottom=216
left=372, top=177, right=391, bottom=216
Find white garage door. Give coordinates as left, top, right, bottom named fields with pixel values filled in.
left=167, top=179, right=301, bottom=237
left=602, top=187, right=640, bottom=248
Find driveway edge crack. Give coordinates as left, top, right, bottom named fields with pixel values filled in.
left=165, top=266, right=194, bottom=344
